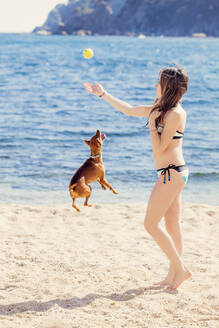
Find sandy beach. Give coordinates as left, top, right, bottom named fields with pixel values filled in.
left=0, top=201, right=218, bottom=328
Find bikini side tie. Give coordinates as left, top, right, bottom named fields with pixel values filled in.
left=160, top=164, right=176, bottom=184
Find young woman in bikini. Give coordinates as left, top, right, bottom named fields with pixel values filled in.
left=83, top=67, right=192, bottom=289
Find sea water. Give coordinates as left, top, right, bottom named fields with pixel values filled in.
left=0, top=34, right=218, bottom=205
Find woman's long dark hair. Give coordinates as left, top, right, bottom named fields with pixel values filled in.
left=148, top=67, right=189, bottom=127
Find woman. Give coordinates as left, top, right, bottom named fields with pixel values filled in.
left=83, top=67, right=192, bottom=289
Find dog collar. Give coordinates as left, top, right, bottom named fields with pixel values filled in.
left=90, top=154, right=101, bottom=159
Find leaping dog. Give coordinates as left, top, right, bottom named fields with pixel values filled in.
left=69, top=130, right=118, bottom=211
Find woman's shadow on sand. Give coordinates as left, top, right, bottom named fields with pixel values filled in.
left=0, top=285, right=177, bottom=316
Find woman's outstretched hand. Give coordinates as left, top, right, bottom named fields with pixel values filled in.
left=83, top=81, right=105, bottom=97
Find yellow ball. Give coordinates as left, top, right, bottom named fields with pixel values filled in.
left=83, top=48, right=94, bottom=59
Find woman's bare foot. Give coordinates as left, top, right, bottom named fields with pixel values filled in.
left=170, top=268, right=192, bottom=290
left=154, top=266, right=175, bottom=286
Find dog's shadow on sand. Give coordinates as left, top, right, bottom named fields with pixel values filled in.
left=0, top=285, right=177, bottom=316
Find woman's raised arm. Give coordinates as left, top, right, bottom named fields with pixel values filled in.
left=83, top=81, right=153, bottom=118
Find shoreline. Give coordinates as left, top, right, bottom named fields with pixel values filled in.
left=1, top=33, right=219, bottom=39
left=1, top=184, right=218, bottom=206
left=0, top=199, right=218, bottom=207
left=0, top=201, right=218, bottom=327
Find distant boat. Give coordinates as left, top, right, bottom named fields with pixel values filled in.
left=192, top=33, right=206, bottom=38
left=35, top=30, right=51, bottom=36
left=138, top=34, right=146, bottom=39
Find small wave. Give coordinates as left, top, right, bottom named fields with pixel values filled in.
left=192, top=172, right=219, bottom=178
left=25, top=62, right=38, bottom=66
left=0, top=156, right=10, bottom=159
left=14, top=71, right=28, bottom=76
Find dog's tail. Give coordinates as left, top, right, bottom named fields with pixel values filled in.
left=69, top=183, right=77, bottom=198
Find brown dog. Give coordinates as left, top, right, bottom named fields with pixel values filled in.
left=69, top=130, right=118, bottom=211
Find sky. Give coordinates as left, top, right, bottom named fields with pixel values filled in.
left=0, top=0, right=68, bottom=33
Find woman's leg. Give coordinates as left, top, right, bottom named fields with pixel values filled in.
left=156, top=193, right=183, bottom=285
left=165, top=192, right=183, bottom=254
left=144, top=171, right=191, bottom=288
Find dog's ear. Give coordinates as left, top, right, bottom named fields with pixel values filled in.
left=83, top=139, right=90, bottom=146
left=96, top=130, right=101, bottom=138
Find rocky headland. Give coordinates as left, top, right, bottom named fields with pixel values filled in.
left=33, top=0, right=219, bottom=37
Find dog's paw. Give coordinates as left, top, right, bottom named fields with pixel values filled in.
left=72, top=204, right=80, bottom=212
left=101, top=185, right=107, bottom=190
left=84, top=203, right=92, bottom=207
